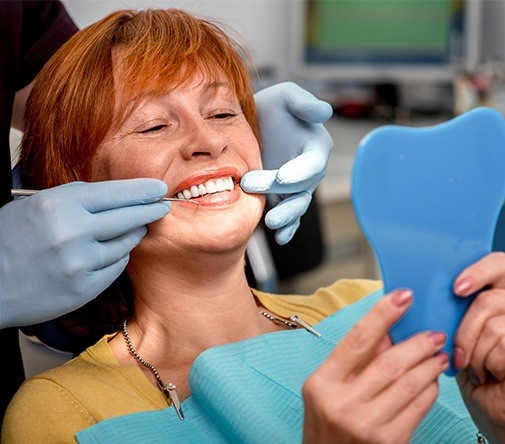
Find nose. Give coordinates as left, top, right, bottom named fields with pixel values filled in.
left=181, top=117, right=227, bottom=160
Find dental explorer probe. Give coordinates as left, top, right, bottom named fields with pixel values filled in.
left=11, top=189, right=200, bottom=204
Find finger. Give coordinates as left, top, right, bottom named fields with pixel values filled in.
left=61, top=226, right=147, bottom=274
left=455, top=369, right=472, bottom=391
left=319, top=289, right=413, bottom=380
left=240, top=170, right=279, bottom=193
left=363, top=357, right=444, bottom=441
left=386, top=380, right=440, bottom=442
left=369, top=335, right=393, bottom=361
left=242, top=169, right=319, bottom=195
left=264, top=192, right=312, bottom=229
left=274, top=219, right=301, bottom=246
left=454, top=288, right=505, bottom=370
left=276, top=134, right=332, bottom=185
left=91, top=201, right=170, bottom=241
left=453, top=252, right=505, bottom=297
left=283, top=83, right=333, bottom=124
left=470, top=314, right=505, bottom=383
left=87, top=253, right=131, bottom=296
left=56, top=247, right=134, bottom=311
left=484, top=320, right=505, bottom=381
left=69, top=178, right=168, bottom=213
left=91, top=226, right=148, bottom=270
left=354, top=332, right=447, bottom=403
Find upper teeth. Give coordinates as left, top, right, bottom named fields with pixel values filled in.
left=176, top=176, right=234, bottom=199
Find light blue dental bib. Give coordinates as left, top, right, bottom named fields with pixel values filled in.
left=77, top=290, right=476, bottom=443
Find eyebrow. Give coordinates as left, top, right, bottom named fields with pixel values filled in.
left=123, top=79, right=233, bottom=113
left=203, top=80, right=232, bottom=94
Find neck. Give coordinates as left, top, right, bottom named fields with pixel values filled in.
left=121, top=245, right=269, bottom=360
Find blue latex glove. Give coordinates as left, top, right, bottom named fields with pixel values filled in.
left=241, top=82, right=334, bottom=245
left=0, top=179, right=170, bottom=328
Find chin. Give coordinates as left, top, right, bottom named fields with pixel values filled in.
left=200, top=225, right=254, bottom=252
left=143, top=194, right=264, bottom=254
left=191, top=208, right=259, bottom=251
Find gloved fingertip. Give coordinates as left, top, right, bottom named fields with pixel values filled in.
left=274, top=221, right=300, bottom=245
left=264, top=211, right=282, bottom=230
left=147, top=201, right=171, bottom=223
left=137, top=225, right=148, bottom=238
left=240, top=170, right=277, bottom=192
left=142, top=178, right=169, bottom=200
left=159, top=200, right=172, bottom=215
left=265, top=194, right=310, bottom=229
left=319, top=100, right=334, bottom=120
left=292, top=100, right=333, bottom=124
left=274, top=232, right=291, bottom=246
left=274, top=170, right=304, bottom=186
left=240, top=177, right=264, bottom=193
left=117, top=253, right=130, bottom=268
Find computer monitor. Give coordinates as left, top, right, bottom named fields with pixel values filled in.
left=290, top=0, right=483, bottom=84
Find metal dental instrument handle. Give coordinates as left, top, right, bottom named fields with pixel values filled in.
left=11, top=188, right=199, bottom=204
left=11, top=189, right=39, bottom=197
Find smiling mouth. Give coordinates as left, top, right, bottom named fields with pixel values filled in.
left=175, top=176, right=235, bottom=200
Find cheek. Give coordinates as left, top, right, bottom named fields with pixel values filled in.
left=89, top=151, right=111, bottom=181
left=238, top=132, right=262, bottom=170
left=90, top=142, right=171, bottom=181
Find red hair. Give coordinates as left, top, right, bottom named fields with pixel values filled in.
left=20, top=8, right=259, bottom=189
left=19, top=8, right=260, bottom=349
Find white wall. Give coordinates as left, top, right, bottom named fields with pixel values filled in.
left=61, top=0, right=295, bottom=84
left=481, top=0, right=505, bottom=64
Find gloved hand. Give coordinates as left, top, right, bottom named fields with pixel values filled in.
left=0, top=179, right=170, bottom=328
left=241, top=82, right=334, bottom=245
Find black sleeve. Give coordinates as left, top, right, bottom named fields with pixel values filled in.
left=0, top=0, right=79, bottom=425
left=0, top=0, right=78, bottom=204
left=17, top=0, right=79, bottom=90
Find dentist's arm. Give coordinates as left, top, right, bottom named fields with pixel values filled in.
left=0, top=179, right=170, bottom=329
left=242, top=82, right=334, bottom=245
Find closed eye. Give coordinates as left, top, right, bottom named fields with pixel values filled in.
left=213, top=113, right=237, bottom=119
left=138, top=124, right=166, bottom=134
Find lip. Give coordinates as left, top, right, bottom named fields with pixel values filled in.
left=171, top=167, right=242, bottom=196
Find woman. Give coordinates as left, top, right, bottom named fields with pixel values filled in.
left=3, top=8, right=505, bottom=443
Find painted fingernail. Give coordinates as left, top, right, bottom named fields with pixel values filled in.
left=428, top=332, right=446, bottom=347
left=454, top=277, right=472, bottom=296
left=452, top=346, right=467, bottom=370
left=436, top=352, right=449, bottom=366
left=392, top=289, right=412, bottom=307
left=468, top=370, right=482, bottom=386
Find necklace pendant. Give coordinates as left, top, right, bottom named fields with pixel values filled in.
left=289, top=314, right=323, bottom=338
left=160, top=382, right=185, bottom=421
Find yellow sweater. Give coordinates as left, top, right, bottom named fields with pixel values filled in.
left=2, top=279, right=382, bottom=443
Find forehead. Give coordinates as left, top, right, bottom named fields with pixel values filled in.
left=110, top=46, right=236, bottom=122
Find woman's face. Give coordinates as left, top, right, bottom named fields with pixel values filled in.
left=90, top=70, right=265, bottom=256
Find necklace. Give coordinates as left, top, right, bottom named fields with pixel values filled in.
left=121, top=310, right=321, bottom=420
left=122, top=319, right=184, bottom=421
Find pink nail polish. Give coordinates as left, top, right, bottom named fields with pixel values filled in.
left=436, top=352, right=449, bottom=366
left=392, top=289, right=412, bottom=307
left=428, top=332, right=446, bottom=347
left=452, top=346, right=466, bottom=370
left=454, top=277, right=472, bottom=296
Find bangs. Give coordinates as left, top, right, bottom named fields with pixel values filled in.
left=20, top=7, right=260, bottom=190
left=110, top=9, right=255, bottom=131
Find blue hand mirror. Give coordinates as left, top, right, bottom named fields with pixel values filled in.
left=351, top=107, right=505, bottom=375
